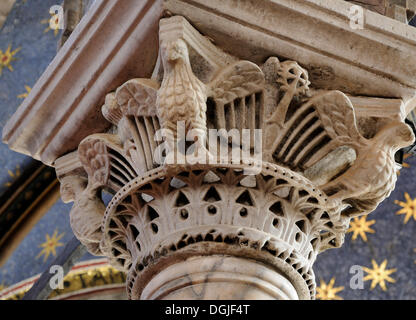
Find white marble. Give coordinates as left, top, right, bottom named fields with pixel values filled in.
left=141, top=255, right=299, bottom=300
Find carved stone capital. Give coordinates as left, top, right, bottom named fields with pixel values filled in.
left=53, top=14, right=415, bottom=300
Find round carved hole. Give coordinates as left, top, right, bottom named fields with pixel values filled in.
left=180, top=209, right=189, bottom=220
left=295, top=232, right=301, bottom=242
left=207, top=205, right=217, bottom=215
left=240, top=208, right=248, bottom=217
left=273, top=218, right=279, bottom=228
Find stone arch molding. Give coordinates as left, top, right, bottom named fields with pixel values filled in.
left=57, top=16, right=415, bottom=300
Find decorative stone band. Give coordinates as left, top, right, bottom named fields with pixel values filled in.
left=100, top=162, right=343, bottom=300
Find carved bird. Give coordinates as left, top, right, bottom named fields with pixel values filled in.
left=157, top=38, right=209, bottom=162
left=108, top=37, right=265, bottom=167
left=60, top=175, right=105, bottom=256
left=311, top=91, right=415, bottom=217
left=61, top=139, right=112, bottom=256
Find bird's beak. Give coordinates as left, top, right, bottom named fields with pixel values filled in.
left=392, top=122, right=415, bottom=148
left=399, top=123, right=415, bottom=144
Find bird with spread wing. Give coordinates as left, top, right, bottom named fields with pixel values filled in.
left=108, top=37, right=264, bottom=167
left=310, top=91, right=415, bottom=217
left=60, top=140, right=110, bottom=256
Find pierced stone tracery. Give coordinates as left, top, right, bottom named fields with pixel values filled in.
left=100, top=165, right=345, bottom=299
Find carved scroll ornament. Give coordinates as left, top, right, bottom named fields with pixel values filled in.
left=57, top=16, right=415, bottom=299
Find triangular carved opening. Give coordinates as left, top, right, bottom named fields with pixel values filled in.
left=147, top=206, right=159, bottom=221
left=175, top=191, right=190, bottom=207
left=204, top=186, right=221, bottom=202
left=236, top=190, right=254, bottom=206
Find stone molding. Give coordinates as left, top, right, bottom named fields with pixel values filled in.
left=3, top=0, right=164, bottom=165
left=346, top=0, right=416, bottom=23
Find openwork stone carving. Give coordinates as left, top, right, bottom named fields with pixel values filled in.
left=57, top=16, right=415, bottom=300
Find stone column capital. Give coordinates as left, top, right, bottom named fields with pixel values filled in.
left=54, top=14, right=415, bottom=299
left=4, top=0, right=416, bottom=300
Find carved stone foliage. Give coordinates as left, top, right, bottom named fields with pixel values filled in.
left=57, top=16, right=415, bottom=299
left=101, top=166, right=344, bottom=299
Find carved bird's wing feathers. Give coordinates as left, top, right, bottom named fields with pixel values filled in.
left=311, top=91, right=366, bottom=146
left=102, top=93, right=123, bottom=125
left=79, top=134, right=124, bottom=188
left=208, top=61, right=265, bottom=105
left=115, top=78, right=160, bottom=117
left=157, top=64, right=206, bottom=123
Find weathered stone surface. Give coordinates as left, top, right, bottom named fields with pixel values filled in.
left=55, top=14, right=414, bottom=300
left=345, top=0, right=416, bottom=22
left=3, top=0, right=416, bottom=300
left=4, top=0, right=416, bottom=167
